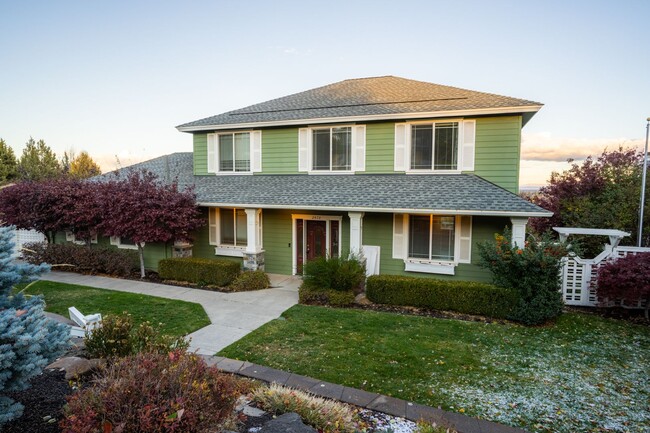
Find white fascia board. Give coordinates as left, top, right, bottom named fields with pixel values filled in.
left=197, top=201, right=552, bottom=218
left=177, top=105, right=543, bottom=133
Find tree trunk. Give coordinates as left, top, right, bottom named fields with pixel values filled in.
left=137, top=243, right=145, bottom=279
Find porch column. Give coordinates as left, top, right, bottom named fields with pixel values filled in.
left=510, top=217, right=529, bottom=249
left=244, top=208, right=264, bottom=271
left=348, top=212, right=364, bottom=255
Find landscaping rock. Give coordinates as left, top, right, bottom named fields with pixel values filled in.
left=259, top=412, right=316, bottom=433
left=355, top=293, right=372, bottom=305
left=46, top=356, right=93, bottom=380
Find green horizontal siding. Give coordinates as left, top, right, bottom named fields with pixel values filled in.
left=362, top=213, right=508, bottom=283
left=473, top=116, right=522, bottom=193
left=263, top=209, right=350, bottom=275
left=364, top=122, right=395, bottom=173
left=261, top=128, right=299, bottom=174
left=193, top=133, right=208, bottom=175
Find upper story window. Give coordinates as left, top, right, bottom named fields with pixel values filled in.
left=395, top=119, right=475, bottom=173
left=312, top=127, right=352, bottom=171
left=219, top=133, right=250, bottom=172
left=411, top=122, right=458, bottom=171
left=207, top=131, right=262, bottom=175
left=298, top=125, right=366, bottom=173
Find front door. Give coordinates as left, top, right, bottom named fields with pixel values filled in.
left=306, top=220, right=327, bottom=261
left=296, top=219, right=330, bottom=274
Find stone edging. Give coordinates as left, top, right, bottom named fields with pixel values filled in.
left=200, top=355, right=529, bottom=433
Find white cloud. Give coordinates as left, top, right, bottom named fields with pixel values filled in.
left=521, top=132, right=644, bottom=162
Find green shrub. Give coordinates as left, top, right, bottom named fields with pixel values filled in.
left=61, top=350, right=239, bottom=433
left=158, top=257, right=240, bottom=287
left=302, top=254, right=365, bottom=293
left=229, top=270, right=270, bottom=292
left=365, top=275, right=519, bottom=319
left=22, top=242, right=138, bottom=277
left=85, top=313, right=188, bottom=359
left=477, top=228, right=567, bottom=325
left=299, top=287, right=356, bottom=307
left=251, top=383, right=360, bottom=433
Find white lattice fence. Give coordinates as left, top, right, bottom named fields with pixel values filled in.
left=561, top=246, right=650, bottom=306
left=12, top=229, right=46, bottom=258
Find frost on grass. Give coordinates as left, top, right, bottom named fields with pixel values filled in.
left=428, top=322, right=650, bottom=433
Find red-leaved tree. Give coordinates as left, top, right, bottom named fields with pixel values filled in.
left=0, top=180, right=64, bottom=243
left=528, top=146, right=647, bottom=251
left=0, top=179, right=103, bottom=244
left=99, top=170, right=204, bottom=278
left=595, top=253, right=650, bottom=319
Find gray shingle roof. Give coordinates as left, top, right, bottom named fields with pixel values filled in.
left=99, top=153, right=550, bottom=217
left=177, top=76, right=542, bottom=131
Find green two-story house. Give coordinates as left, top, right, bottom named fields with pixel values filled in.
left=105, top=76, right=550, bottom=281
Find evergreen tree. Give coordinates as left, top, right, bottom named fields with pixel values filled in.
left=0, top=226, right=70, bottom=424
left=17, top=137, right=62, bottom=181
left=69, top=151, right=102, bottom=179
left=0, top=139, right=17, bottom=184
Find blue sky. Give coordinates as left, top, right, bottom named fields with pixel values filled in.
left=1, top=0, right=648, bottom=185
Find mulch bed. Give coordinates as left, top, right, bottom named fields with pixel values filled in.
left=3, top=370, right=72, bottom=433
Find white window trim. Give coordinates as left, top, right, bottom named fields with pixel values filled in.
left=300, top=124, right=365, bottom=174
left=110, top=236, right=140, bottom=250
left=402, top=215, right=465, bottom=275
left=208, top=130, right=261, bottom=175
left=291, top=214, right=343, bottom=275
left=405, top=118, right=464, bottom=174
left=308, top=125, right=353, bottom=174
left=209, top=207, right=261, bottom=257
left=65, top=231, right=98, bottom=245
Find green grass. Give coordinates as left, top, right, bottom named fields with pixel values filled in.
left=23, top=280, right=210, bottom=337
left=219, top=305, right=650, bottom=433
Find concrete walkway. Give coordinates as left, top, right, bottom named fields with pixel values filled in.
left=41, top=271, right=300, bottom=354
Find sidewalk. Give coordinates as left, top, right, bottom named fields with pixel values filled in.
left=41, top=271, right=300, bottom=354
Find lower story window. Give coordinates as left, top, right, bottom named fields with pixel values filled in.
left=408, top=215, right=455, bottom=261
left=219, top=208, right=247, bottom=246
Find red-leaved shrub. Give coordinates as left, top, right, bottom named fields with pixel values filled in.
left=595, top=252, right=650, bottom=317
left=61, top=351, right=239, bottom=433
left=23, top=242, right=138, bottom=277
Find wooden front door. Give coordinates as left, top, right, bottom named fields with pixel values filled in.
left=306, top=220, right=327, bottom=261
left=296, top=219, right=327, bottom=274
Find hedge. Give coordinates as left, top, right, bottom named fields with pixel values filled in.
left=366, top=275, right=519, bottom=319
left=22, top=242, right=138, bottom=277
left=158, top=257, right=240, bottom=287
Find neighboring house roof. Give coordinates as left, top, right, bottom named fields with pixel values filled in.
left=99, top=153, right=550, bottom=217
left=177, top=76, right=543, bottom=132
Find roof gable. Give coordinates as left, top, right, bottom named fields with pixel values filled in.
left=177, top=76, right=542, bottom=131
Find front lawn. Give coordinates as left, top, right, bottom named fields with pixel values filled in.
left=219, top=305, right=650, bottom=433
left=23, top=280, right=210, bottom=337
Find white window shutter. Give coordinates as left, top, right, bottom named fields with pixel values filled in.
left=461, top=120, right=476, bottom=171
left=110, top=236, right=119, bottom=246
left=392, top=213, right=407, bottom=259
left=352, top=125, right=366, bottom=172
left=207, top=133, right=217, bottom=173
left=394, top=123, right=408, bottom=171
left=209, top=208, right=219, bottom=245
left=251, top=130, right=262, bottom=172
left=91, top=234, right=98, bottom=244
left=458, top=215, right=472, bottom=263
left=65, top=231, right=74, bottom=242
left=298, top=128, right=310, bottom=172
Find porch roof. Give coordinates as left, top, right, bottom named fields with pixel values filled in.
left=100, top=152, right=551, bottom=217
